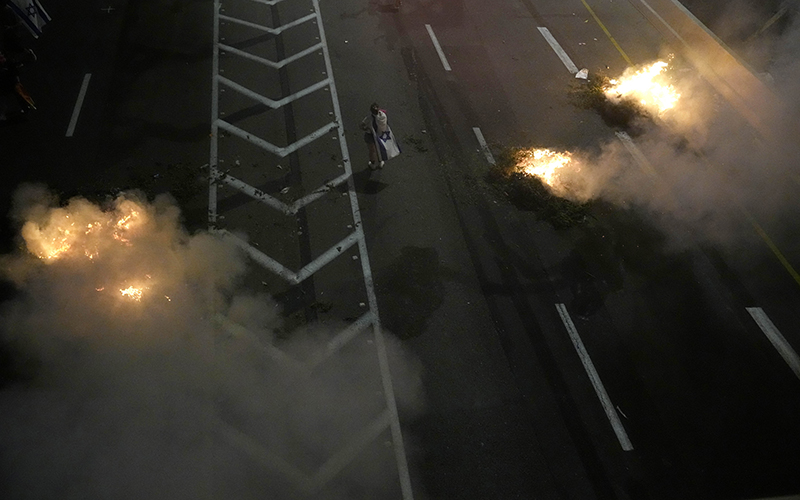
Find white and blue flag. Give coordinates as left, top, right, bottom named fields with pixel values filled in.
left=370, top=110, right=402, bottom=162
left=7, top=0, right=52, bottom=38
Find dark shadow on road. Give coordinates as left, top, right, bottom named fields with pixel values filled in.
left=375, top=246, right=446, bottom=339
left=351, top=167, right=390, bottom=195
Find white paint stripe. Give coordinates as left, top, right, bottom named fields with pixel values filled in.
left=472, top=127, right=496, bottom=165
left=638, top=0, right=686, bottom=46
left=308, top=311, right=376, bottom=370
left=615, top=131, right=658, bottom=178
left=640, top=0, right=765, bottom=87
left=313, top=1, right=414, bottom=497
left=217, top=74, right=331, bottom=109
left=219, top=41, right=323, bottom=69
left=663, top=0, right=754, bottom=71
left=747, top=307, right=800, bottom=381
left=311, top=410, right=391, bottom=490
left=214, top=313, right=305, bottom=371
left=294, top=230, right=360, bottom=283
left=289, top=171, right=352, bottom=214
left=219, top=11, right=317, bottom=35
left=556, top=304, right=634, bottom=451
left=217, top=228, right=359, bottom=285
left=217, top=119, right=337, bottom=158
left=210, top=1, right=414, bottom=493
left=425, top=24, right=452, bottom=71
left=217, top=230, right=297, bottom=282
left=217, top=419, right=309, bottom=485
left=249, top=0, right=286, bottom=5
left=219, top=172, right=292, bottom=214
left=65, top=73, right=91, bottom=137
left=209, top=0, right=220, bottom=228
left=537, top=27, right=578, bottom=74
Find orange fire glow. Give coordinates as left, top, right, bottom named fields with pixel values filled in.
left=515, top=148, right=576, bottom=187
left=19, top=196, right=160, bottom=303
left=22, top=199, right=147, bottom=262
left=605, top=60, right=680, bottom=114
left=120, top=286, right=144, bottom=301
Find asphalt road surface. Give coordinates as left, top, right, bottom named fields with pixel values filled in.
left=2, top=0, right=800, bottom=499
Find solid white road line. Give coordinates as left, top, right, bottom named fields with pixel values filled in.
left=746, top=307, right=800, bottom=382
left=425, top=24, right=452, bottom=72
left=314, top=1, right=414, bottom=497
left=638, top=0, right=722, bottom=55
left=209, top=0, right=221, bottom=227
left=65, top=73, right=92, bottom=137
left=472, top=127, right=496, bottom=165
left=537, top=27, right=578, bottom=74
left=556, top=303, right=634, bottom=451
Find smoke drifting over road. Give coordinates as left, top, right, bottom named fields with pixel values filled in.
left=549, top=9, right=800, bottom=249
left=0, top=185, right=422, bottom=499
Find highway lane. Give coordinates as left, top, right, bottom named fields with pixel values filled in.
left=546, top=2, right=800, bottom=497
left=553, top=1, right=800, bottom=497
left=327, top=2, right=621, bottom=497
left=0, top=0, right=213, bottom=250
left=327, top=0, right=800, bottom=498
left=1, top=0, right=799, bottom=498
left=0, top=1, right=126, bottom=251
left=330, top=0, right=651, bottom=497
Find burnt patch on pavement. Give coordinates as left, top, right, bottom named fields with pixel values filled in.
left=375, top=246, right=446, bottom=340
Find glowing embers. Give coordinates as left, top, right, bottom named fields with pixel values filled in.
left=22, top=214, right=91, bottom=261
left=19, top=195, right=157, bottom=303
left=22, top=198, right=147, bottom=262
left=119, top=286, right=144, bottom=301
left=514, top=147, right=578, bottom=192
left=604, top=60, right=681, bottom=115
left=489, top=147, right=591, bottom=229
left=116, top=274, right=156, bottom=302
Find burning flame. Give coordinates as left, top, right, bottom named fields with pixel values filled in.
left=605, top=60, right=680, bottom=114
left=18, top=195, right=163, bottom=303
left=515, top=148, right=575, bottom=187
left=116, top=211, right=139, bottom=231
left=22, top=198, right=147, bottom=261
left=120, top=286, right=144, bottom=301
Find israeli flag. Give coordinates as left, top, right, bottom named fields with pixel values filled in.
left=7, top=0, right=52, bottom=38
left=370, top=111, right=402, bottom=162
left=376, top=128, right=401, bottom=161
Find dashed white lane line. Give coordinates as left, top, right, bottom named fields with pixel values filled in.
left=556, top=303, right=634, bottom=451
left=472, top=127, right=495, bottom=165
left=425, top=24, right=452, bottom=72
left=746, top=307, right=800, bottom=382
left=537, top=27, right=578, bottom=75
left=66, top=73, right=92, bottom=137
left=615, top=131, right=658, bottom=178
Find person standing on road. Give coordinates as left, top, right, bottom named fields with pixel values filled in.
left=360, top=102, right=401, bottom=170
left=360, top=102, right=384, bottom=169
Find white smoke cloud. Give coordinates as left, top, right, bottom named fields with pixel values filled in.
left=0, top=185, right=423, bottom=499
left=545, top=9, right=800, bottom=251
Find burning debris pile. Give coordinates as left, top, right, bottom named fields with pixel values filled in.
left=605, top=60, right=681, bottom=115
left=488, top=147, right=593, bottom=228
left=488, top=61, right=688, bottom=223
left=571, top=59, right=682, bottom=130
left=0, top=185, right=423, bottom=499
left=0, top=185, right=246, bottom=352
left=7, top=189, right=236, bottom=307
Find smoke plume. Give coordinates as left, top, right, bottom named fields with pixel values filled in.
left=0, top=185, right=422, bottom=500
left=553, top=8, right=800, bottom=250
